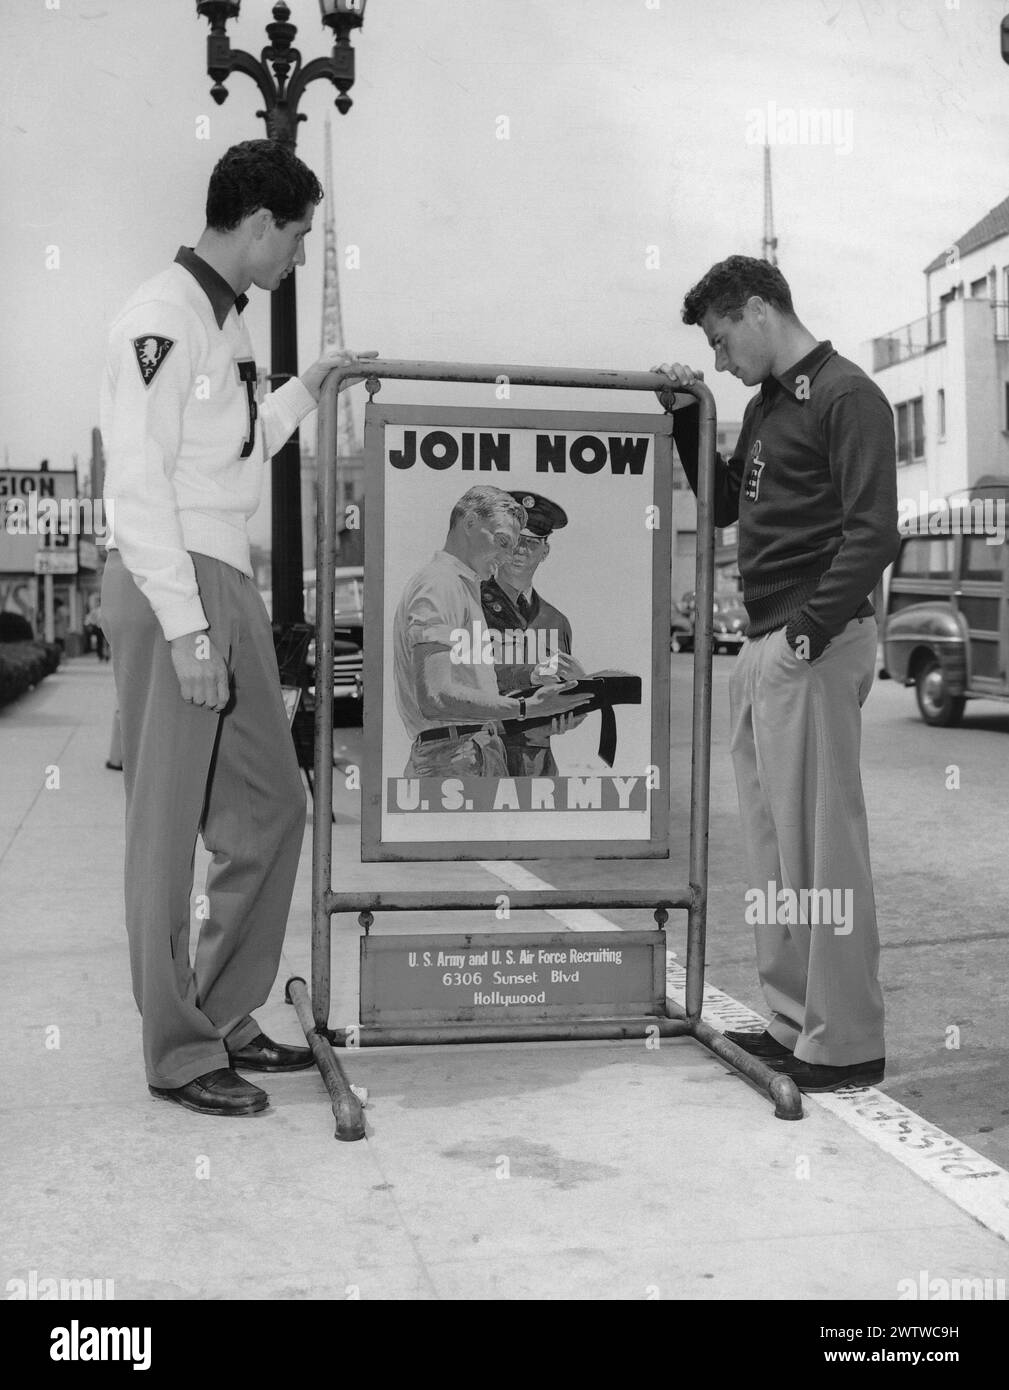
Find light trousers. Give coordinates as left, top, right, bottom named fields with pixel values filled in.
left=728, top=618, right=885, bottom=1066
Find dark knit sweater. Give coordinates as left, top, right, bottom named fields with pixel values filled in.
left=670, top=341, right=901, bottom=659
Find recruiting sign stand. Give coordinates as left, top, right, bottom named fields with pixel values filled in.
left=285, top=361, right=803, bottom=1141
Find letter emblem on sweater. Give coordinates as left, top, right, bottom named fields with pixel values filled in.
left=236, top=359, right=259, bottom=459
left=744, top=438, right=765, bottom=502
left=131, top=335, right=175, bottom=387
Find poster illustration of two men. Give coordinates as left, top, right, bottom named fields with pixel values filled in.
left=361, top=404, right=673, bottom=861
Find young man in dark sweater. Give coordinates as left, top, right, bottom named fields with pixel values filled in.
left=655, top=255, right=900, bottom=1092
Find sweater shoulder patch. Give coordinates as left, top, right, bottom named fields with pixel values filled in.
left=131, top=335, right=175, bottom=388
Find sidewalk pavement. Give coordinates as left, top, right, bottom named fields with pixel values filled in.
left=2, top=657, right=1007, bottom=1301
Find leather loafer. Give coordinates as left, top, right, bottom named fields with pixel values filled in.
left=149, top=1067, right=269, bottom=1116
left=722, top=1028, right=793, bottom=1063
left=774, top=1055, right=885, bottom=1092
left=227, top=1032, right=314, bottom=1073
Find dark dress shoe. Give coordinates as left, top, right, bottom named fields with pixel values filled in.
left=227, top=1032, right=314, bottom=1073
left=722, top=1029, right=793, bottom=1062
left=774, top=1056, right=885, bottom=1092
left=148, top=1067, right=269, bottom=1116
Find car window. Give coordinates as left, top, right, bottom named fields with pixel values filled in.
left=962, top=535, right=1004, bottom=582
left=333, top=578, right=363, bottom=615
left=896, top=536, right=952, bottom=578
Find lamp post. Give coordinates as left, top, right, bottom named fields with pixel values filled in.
left=195, top=0, right=368, bottom=627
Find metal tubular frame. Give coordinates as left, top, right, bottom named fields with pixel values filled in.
left=284, top=360, right=803, bottom=1136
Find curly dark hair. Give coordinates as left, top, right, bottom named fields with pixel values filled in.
left=206, top=141, right=323, bottom=232
left=682, top=255, right=795, bottom=325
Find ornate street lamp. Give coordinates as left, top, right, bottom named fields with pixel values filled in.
left=195, top=0, right=368, bottom=626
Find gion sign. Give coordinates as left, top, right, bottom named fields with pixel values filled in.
left=359, top=931, right=667, bottom=1028
left=361, top=404, right=673, bottom=862
left=1, top=470, right=79, bottom=575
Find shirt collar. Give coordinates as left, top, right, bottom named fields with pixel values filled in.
left=485, top=575, right=532, bottom=607
left=768, top=340, right=835, bottom=399
left=174, top=247, right=248, bottom=329
left=435, top=549, right=481, bottom=583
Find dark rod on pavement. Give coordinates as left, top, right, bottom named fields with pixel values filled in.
left=668, top=1001, right=803, bottom=1121
left=325, top=889, right=696, bottom=915
left=285, top=975, right=365, bottom=1141
left=331, top=1017, right=692, bottom=1047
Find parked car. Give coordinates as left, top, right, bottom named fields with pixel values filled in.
left=881, top=517, right=1008, bottom=726
left=304, top=565, right=364, bottom=721
left=711, top=597, right=747, bottom=653
left=670, top=591, right=747, bottom=654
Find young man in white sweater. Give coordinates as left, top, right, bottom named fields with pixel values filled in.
left=100, top=141, right=375, bottom=1117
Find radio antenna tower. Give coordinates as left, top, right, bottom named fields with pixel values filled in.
left=320, top=115, right=357, bottom=462
left=762, top=142, right=778, bottom=266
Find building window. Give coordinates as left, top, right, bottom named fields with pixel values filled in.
left=937, top=388, right=945, bottom=441
left=913, top=398, right=924, bottom=458
left=970, top=276, right=988, bottom=298
left=896, top=397, right=925, bottom=465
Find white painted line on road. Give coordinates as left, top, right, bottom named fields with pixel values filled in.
left=477, top=860, right=617, bottom=932
left=665, top=960, right=1009, bottom=1246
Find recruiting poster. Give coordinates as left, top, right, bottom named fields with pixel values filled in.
left=361, top=404, right=672, bottom=861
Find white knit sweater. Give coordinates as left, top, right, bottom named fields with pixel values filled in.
left=100, top=259, right=316, bottom=641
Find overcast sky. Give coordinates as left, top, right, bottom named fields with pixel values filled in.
left=4, top=0, right=1008, bottom=546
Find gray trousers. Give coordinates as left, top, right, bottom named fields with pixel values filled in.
left=729, top=618, right=885, bottom=1066
left=101, top=550, right=307, bottom=1088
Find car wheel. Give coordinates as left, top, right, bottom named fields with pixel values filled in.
left=914, top=658, right=966, bottom=727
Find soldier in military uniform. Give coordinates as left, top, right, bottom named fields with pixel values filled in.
left=393, top=486, right=589, bottom=779
left=481, top=491, right=586, bottom=777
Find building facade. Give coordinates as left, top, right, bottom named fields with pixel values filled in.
left=867, top=194, right=1009, bottom=506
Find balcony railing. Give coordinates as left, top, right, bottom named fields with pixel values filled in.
left=871, top=308, right=946, bottom=371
